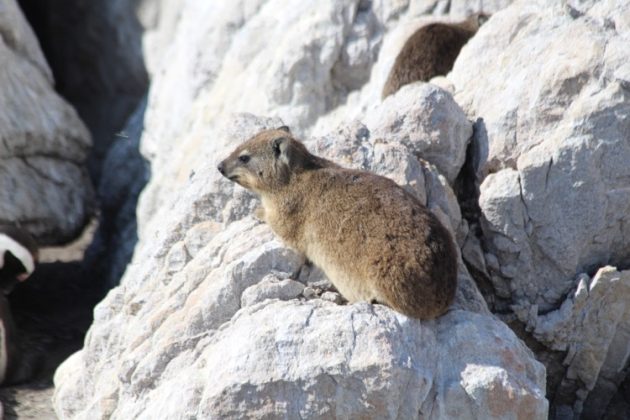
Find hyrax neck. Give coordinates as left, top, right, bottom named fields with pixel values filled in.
left=259, top=174, right=309, bottom=251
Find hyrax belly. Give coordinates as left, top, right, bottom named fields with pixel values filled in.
left=305, top=242, right=378, bottom=303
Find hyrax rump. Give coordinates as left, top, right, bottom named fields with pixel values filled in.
left=218, top=127, right=457, bottom=319
left=382, top=13, right=488, bottom=99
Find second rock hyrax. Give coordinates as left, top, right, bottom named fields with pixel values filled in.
left=382, top=13, right=489, bottom=99
left=218, top=127, right=457, bottom=319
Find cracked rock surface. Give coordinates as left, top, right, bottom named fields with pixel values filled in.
left=53, top=84, right=546, bottom=420
left=40, top=0, right=630, bottom=417
left=449, top=0, right=630, bottom=416
left=2, top=0, right=620, bottom=416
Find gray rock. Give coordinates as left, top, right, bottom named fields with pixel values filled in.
left=52, top=1, right=547, bottom=417
left=448, top=0, right=630, bottom=415
left=534, top=267, right=630, bottom=419
left=241, top=275, right=305, bottom=307
left=54, top=112, right=545, bottom=419
left=16, top=0, right=149, bottom=180
left=365, top=83, right=472, bottom=184
left=320, top=291, right=344, bottom=305
left=0, top=0, right=93, bottom=243
left=451, top=0, right=630, bottom=310
left=302, top=286, right=318, bottom=299
left=56, top=296, right=547, bottom=420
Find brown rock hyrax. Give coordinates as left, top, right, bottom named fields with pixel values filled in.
left=382, top=13, right=489, bottom=99
left=218, top=127, right=457, bottom=319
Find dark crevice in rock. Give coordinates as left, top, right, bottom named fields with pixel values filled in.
left=16, top=0, right=149, bottom=184
left=505, top=318, right=566, bottom=414
left=453, top=119, right=576, bottom=418
left=453, top=118, right=504, bottom=312
left=602, top=368, right=630, bottom=420
left=84, top=98, right=150, bottom=294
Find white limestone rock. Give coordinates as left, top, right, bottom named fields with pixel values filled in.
left=365, top=83, right=472, bottom=184
left=241, top=274, right=305, bottom=307
left=56, top=278, right=547, bottom=419
left=54, top=112, right=546, bottom=419
left=53, top=0, right=547, bottom=417
left=448, top=0, right=630, bottom=415
left=451, top=0, right=630, bottom=313
left=533, top=267, right=630, bottom=419
left=136, top=0, right=500, bottom=214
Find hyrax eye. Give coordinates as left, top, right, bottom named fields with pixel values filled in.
left=239, top=155, right=250, bottom=164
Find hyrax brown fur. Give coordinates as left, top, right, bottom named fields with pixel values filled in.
left=218, top=127, right=457, bottom=319
left=382, top=13, right=489, bottom=99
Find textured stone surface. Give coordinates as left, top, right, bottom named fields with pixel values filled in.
left=56, top=300, right=546, bottom=419
left=451, top=0, right=630, bottom=313
left=0, top=0, right=93, bottom=243
left=448, top=0, right=630, bottom=416
left=51, top=1, right=548, bottom=418
left=534, top=267, right=630, bottom=419
left=240, top=274, right=305, bottom=307
left=365, top=83, right=472, bottom=183
left=53, top=108, right=546, bottom=418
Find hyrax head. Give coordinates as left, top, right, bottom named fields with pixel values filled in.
left=217, top=126, right=318, bottom=193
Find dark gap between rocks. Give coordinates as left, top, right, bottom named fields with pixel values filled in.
left=453, top=118, right=579, bottom=417
left=453, top=117, right=505, bottom=311
left=505, top=318, right=566, bottom=416
left=17, top=0, right=149, bottom=183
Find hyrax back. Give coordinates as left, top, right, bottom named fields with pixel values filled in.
left=382, top=13, right=488, bottom=99
left=218, top=127, right=457, bottom=319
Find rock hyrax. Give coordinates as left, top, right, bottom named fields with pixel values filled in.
left=382, top=13, right=489, bottom=99
left=218, top=127, right=457, bottom=319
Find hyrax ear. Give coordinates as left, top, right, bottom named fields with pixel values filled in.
left=277, top=125, right=291, bottom=133
left=272, top=137, right=289, bottom=161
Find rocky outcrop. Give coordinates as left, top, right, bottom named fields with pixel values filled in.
left=534, top=267, right=630, bottom=419
left=0, top=0, right=93, bottom=243
left=54, top=110, right=547, bottom=419
left=448, top=0, right=630, bottom=416
left=56, top=0, right=630, bottom=417
left=51, top=0, right=550, bottom=417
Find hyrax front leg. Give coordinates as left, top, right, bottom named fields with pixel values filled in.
left=289, top=254, right=310, bottom=280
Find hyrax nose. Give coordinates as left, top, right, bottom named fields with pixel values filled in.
left=217, top=162, right=225, bottom=175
